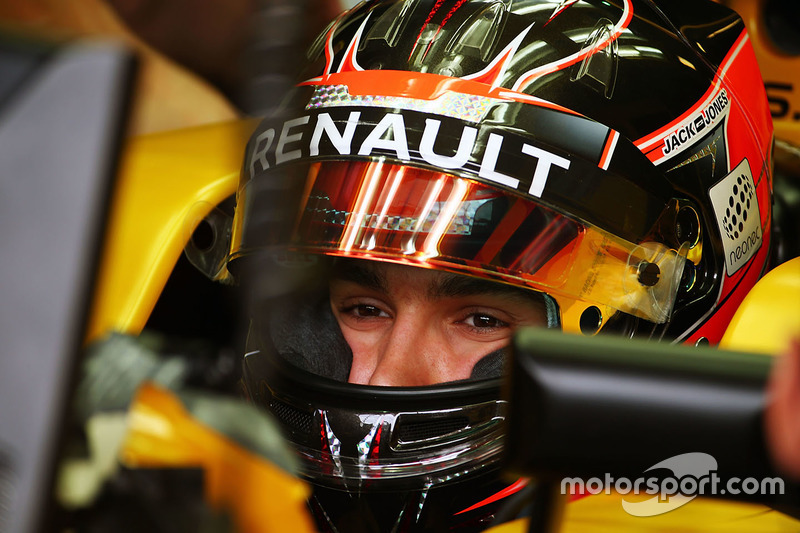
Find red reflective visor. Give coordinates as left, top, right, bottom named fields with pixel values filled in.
left=276, top=160, right=685, bottom=324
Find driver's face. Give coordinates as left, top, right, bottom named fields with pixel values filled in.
left=329, top=260, right=549, bottom=386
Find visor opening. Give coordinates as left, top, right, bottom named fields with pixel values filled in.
left=191, top=218, right=216, bottom=252
left=680, top=263, right=697, bottom=292
left=579, top=306, right=603, bottom=336
left=675, top=206, right=700, bottom=247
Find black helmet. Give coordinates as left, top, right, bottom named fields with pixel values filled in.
left=192, top=0, right=774, bottom=530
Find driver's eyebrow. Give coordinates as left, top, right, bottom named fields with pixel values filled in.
left=331, top=261, right=388, bottom=293
left=332, top=261, right=539, bottom=302
left=428, top=273, right=533, bottom=301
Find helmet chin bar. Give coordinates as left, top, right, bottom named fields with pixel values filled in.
left=241, top=330, right=506, bottom=491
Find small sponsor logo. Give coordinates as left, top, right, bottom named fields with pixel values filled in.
left=662, top=89, right=729, bottom=157
left=709, top=158, right=762, bottom=275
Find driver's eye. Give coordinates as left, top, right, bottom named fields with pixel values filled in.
left=354, top=305, right=386, bottom=318
left=466, top=314, right=506, bottom=328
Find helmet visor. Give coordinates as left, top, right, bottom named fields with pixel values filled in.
left=264, top=159, right=685, bottom=324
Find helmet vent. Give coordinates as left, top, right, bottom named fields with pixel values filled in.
left=445, top=0, right=508, bottom=62
left=270, top=399, right=314, bottom=435
left=571, top=18, right=619, bottom=99
left=395, top=415, right=470, bottom=444
left=364, top=0, right=416, bottom=49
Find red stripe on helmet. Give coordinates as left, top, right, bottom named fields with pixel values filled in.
left=455, top=478, right=529, bottom=515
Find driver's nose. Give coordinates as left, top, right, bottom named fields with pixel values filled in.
left=358, top=314, right=456, bottom=387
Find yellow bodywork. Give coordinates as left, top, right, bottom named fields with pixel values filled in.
left=86, top=118, right=258, bottom=343
left=721, top=257, right=800, bottom=355
left=122, top=383, right=315, bottom=533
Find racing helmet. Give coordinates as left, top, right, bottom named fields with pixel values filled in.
left=190, top=0, right=774, bottom=530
